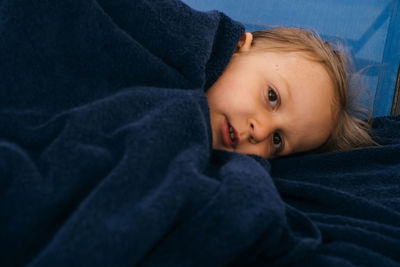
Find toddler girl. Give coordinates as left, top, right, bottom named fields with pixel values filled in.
left=206, top=27, right=376, bottom=158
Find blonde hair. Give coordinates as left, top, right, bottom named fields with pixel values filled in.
left=251, top=27, right=378, bottom=152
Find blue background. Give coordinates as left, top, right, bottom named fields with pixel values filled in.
left=182, top=0, right=400, bottom=116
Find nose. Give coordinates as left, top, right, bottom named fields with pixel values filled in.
left=248, top=114, right=275, bottom=144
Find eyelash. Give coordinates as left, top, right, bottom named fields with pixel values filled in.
left=273, top=132, right=283, bottom=153
left=266, top=86, right=280, bottom=108
left=265, top=87, right=283, bottom=153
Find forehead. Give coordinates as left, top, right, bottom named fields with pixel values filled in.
left=266, top=52, right=335, bottom=153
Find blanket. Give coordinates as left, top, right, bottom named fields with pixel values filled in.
left=0, top=0, right=399, bottom=266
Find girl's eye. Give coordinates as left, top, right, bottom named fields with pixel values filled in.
left=273, top=132, right=282, bottom=150
left=267, top=87, right=279, bottom=108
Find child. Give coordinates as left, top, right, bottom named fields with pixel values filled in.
left=206, top=27, right=376, bottom=158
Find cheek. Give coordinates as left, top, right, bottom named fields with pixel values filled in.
left=207, top=75, right=237, bottom=101
left=209, top=82, right=249, bottom=109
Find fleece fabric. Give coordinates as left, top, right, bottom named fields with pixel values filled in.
left=0, top=0, right=399, bottom=266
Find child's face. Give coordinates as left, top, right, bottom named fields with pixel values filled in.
left=206, top=33, right=335, bottom=158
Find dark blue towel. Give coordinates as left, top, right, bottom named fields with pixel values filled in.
left=269, top=115, right=400, bottom=267
left=0, top=0, right=399, bottom=266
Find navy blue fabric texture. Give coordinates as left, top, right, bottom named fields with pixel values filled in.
left=0, top=0, right=399, bottom=266
left=269, top=115, right=400, bottom=267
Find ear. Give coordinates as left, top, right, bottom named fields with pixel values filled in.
left=235, top=32, right=253, bottom=53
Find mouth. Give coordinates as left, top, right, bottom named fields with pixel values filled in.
left=222, top=117, right=239, bottom=149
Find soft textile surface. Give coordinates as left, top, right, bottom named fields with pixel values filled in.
left=0, top=0, right=399, bottom=266
left=270, top=116, right=400, bottom=266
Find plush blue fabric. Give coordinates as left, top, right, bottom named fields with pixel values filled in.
left=269, top=115, right=400, bottom=267
left=0, top=0, right=399, bottom=266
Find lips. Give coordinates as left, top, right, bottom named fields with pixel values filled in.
left=222, top=118, right=239, bottom=148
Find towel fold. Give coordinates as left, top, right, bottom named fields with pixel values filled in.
left=1, top=0, right=399, bottom=266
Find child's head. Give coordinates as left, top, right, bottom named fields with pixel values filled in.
left=206, top=27, right=376, bottom=158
